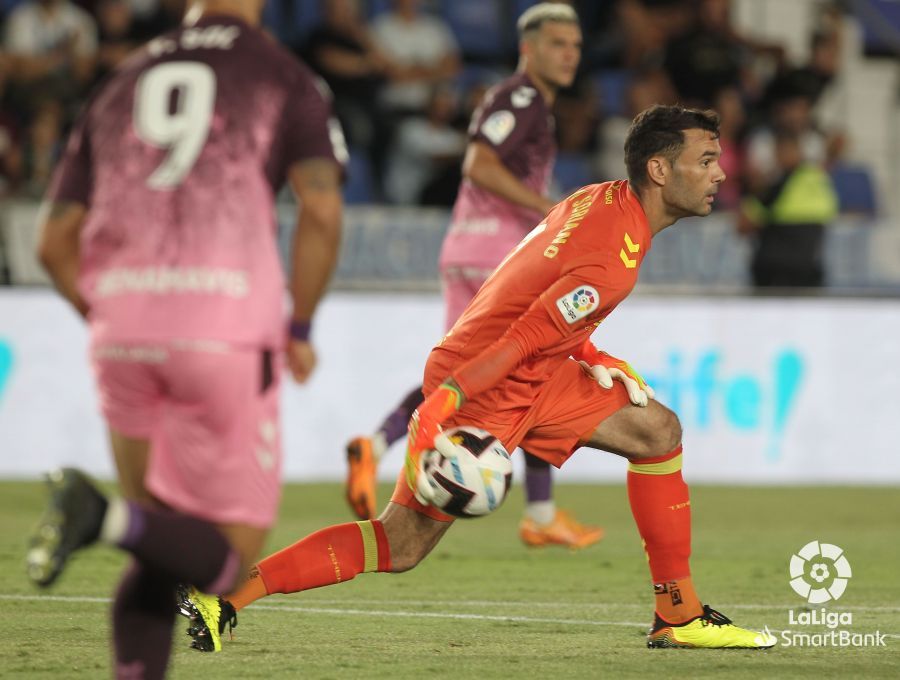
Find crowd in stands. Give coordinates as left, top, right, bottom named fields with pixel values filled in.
left=0, top=0, right=184, bottom=197
left=0, top=0, right=879, bottom=237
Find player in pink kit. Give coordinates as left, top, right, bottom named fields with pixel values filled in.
left=26, top=0, right=345, bottom=675
left=346, top=3, right=602, bottom=549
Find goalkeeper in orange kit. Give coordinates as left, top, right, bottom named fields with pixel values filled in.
left=345, top=2, right=602, bottom=550
left=184, top=105, right=777, bottom=652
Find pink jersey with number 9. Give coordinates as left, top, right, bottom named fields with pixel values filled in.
left=47, top=15, right=347, bottom=350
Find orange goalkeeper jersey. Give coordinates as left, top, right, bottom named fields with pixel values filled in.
left=427, top=180, right=651, bottom=400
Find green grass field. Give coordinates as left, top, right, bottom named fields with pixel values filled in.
left=2, top=481, right=898, bottom=678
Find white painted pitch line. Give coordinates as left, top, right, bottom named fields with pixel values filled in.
left=6, top=593, right=899, bottom=614
left=252, top=605, right=900, bottom=640
left=4, top=593, right=899, bottom=639
left=5, top=593, right=900, bottom=615
left=2, top=593, right=111, bottom=603
left=0, top=593, right=647, bottom=628
left=253, top=603, right=651, bottom=628
left=255, top=599, right=900, bottom=614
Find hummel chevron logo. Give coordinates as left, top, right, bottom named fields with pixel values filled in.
left=619, top=232, right=640, bottom=268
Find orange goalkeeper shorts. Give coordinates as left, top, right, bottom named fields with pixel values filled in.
left=389, top=356, right=632, bottom=521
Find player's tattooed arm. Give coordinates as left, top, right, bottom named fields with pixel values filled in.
left=284, top=158, right=343, bottom=383
left=36, top=200, right=90, bottom=319
left=287, top=158, right=343, bottom=321
left=295, top=158, right=342, bottom=192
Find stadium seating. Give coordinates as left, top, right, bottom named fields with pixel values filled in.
left=343, top=150, right=376, bottom=205
left=263, top=0, right=321, bottom=46
left=0, top=0, right=21, bottom=17
left=553, top=152, right=595, bottom=195
left=593, top=69, right=631, bottom=118
left=441, top=0, right=513, bottom=62
left=366, top=0, right=393, bottom=20
left=857, top=0, right=900, bottom=55
left=830, top=163, right=878, bottom=216
left=456, top=64, right=507, bottom=94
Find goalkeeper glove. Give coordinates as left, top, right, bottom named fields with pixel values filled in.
left=578, top=351, right=655, bottom=407
left=404, top=381, right=464, bottom=503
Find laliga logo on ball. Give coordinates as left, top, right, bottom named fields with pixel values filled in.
left=789, top=540, right=852, bottom=603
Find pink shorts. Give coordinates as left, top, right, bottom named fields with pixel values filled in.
left=440, top=266, right=492, bottom=331
left=91, top=340, right=282, bottom=529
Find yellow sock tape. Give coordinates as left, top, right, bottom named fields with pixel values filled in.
left=356, top=520, right=378, bottom=573
left=628, top=453, right=683, bottom=476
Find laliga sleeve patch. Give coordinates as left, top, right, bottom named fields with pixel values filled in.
left=480, top=110, right=516, bottom=145
left=555, top=286, right=599, bottom=324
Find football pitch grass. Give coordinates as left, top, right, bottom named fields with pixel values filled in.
left=2, top=481, right=898, bottom=678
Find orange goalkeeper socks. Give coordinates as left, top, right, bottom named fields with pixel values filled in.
left=228, top=520, right=391, bottom=611
left=228, top=565, right=268, bottom=611
left=627, top=445, right=702, bottom=623
left=652, top=577, right=702, bottom=624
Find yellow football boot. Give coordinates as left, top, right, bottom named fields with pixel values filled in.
left=180, top=586, right=237, bottom=652
left=647, top=605, right=777, bottom=649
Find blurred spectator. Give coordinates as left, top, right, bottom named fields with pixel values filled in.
left=738, top=130, right=838, bottom=288
left=564, top=0, right=619, bottom=71
left=94, top=0, right=139, bottom=83
left=744, top=87, right=828, bottom=195
left=126, top=0, right=183, bottom=41
left=370, top=0, right=461, bottom=116
left=615, top=0, right=692, bottom=70
left=0, top=57, right=23, bottom=196
left=664, top=0, right=789, bottom=108
left=663, top=0, right=747, bottom=107
left=594, top=67, right=675, bottom=181
left=3, top=0, right=98, bottom=117
left=554, top=81, right=599, bottom=154
left=21, top=99, right=63, bottom=197
left=711, top=86, right=745, bottom=211
left=790, top=30, right=841, bottom=105
left=768, top=29, right=847, bottom=165
left=456, top=78, right=493, bottom=128
left=385, top=84, right=465, bottom=206
left=124, top=0, right=160, bottom=18
left=0, top=0, right=870, bottom=222
left=304, top=0, right=389, bottom=149
left=0, top=113, right=22, bottom=196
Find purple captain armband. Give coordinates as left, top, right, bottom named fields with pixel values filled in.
left=289, top=319, right=312, bottom=342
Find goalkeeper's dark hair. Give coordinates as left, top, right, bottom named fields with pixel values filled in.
left=624, top=105, right=720, bottom=189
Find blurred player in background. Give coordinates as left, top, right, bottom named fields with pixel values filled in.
left=184, top=105, right=776, bottom=652
left=346, top=2, right=603, bottom=550
left=27, top=0, right=345, bottom=675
